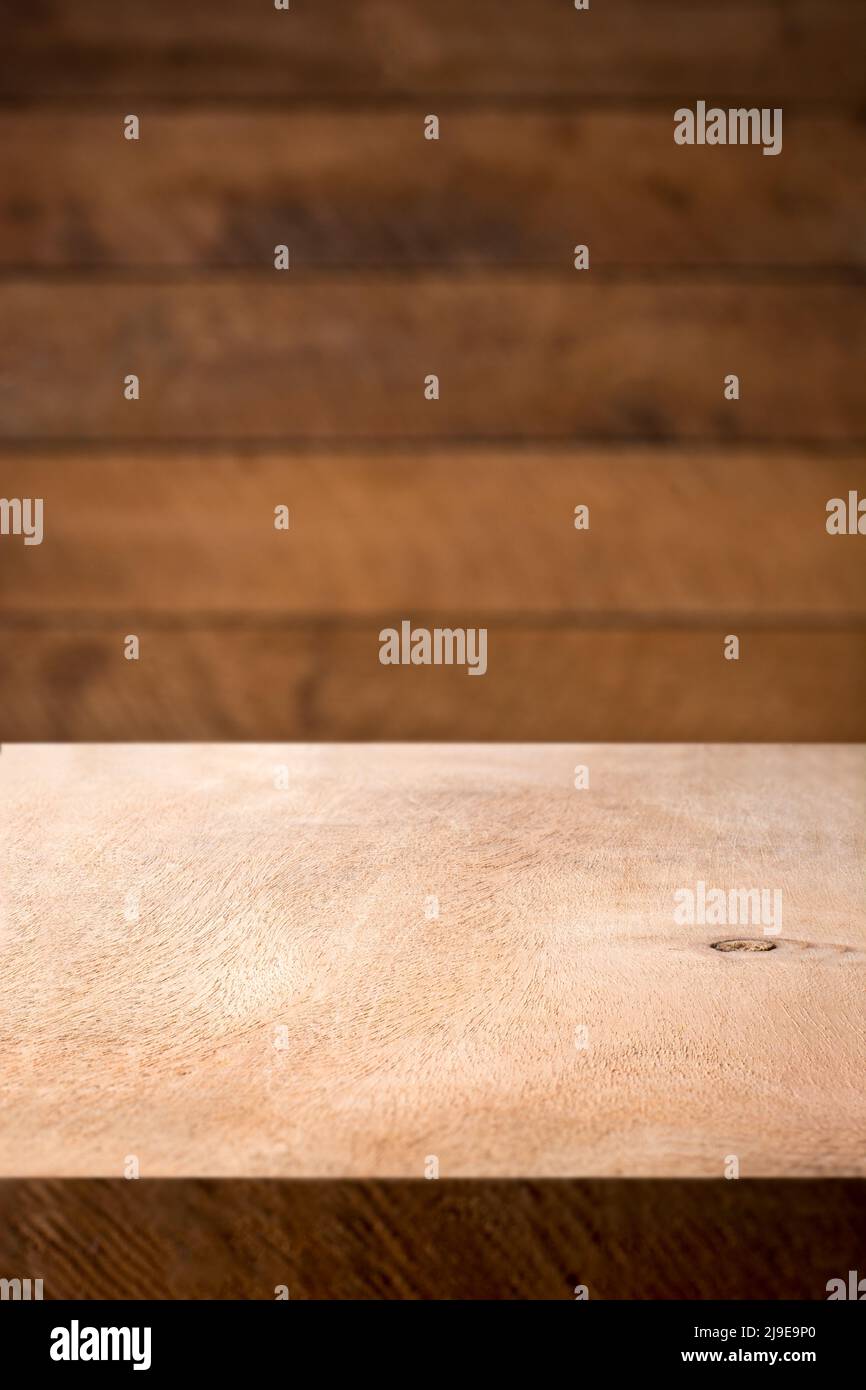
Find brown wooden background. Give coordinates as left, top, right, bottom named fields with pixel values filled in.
left=1, top=0, right=864, bottom=740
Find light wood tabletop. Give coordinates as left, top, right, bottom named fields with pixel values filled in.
left=2, top=742, right=863, bottom=1179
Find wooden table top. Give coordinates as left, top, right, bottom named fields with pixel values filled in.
left=2, top=742, right=863, bottom=1178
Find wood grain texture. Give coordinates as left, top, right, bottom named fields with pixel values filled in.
left=3, top=112, right=863, bottom=269
left=1, top=281, right=864, bottom=441
left=1, top=447, right=864, bottom=620
left=1, top=1178, right=864, bottom=1300
left=1, top=626, right=863, bottom=743
left=6, top=444, right=866, bottom=619
left=0, top=5, right=861, bottom=747
left=1, top=0, right=861, bottom=103
left=2, top=743, right=864, bottom=1178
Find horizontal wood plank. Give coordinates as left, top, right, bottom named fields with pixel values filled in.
left=0, top=625, right=863, bottom=740
left=1, top=281, right=863, bottom=440
left=2, top=743, right=864, bottom=1176
left=1, top=1, right=862, bottom=103
left=1, top=1178, right=862, bottom=1299
left=1, top=447, right=864, bottom=619
left=2, top=112, right=863, bottom=269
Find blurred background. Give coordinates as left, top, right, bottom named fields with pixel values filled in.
left=0, top=0, right=864, bottom=740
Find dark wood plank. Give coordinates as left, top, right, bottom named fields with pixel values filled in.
left=1, top=447, right=864, bottom=619
left=0, top=1178, right=863, bottom=1299
left=0, top=624, right=862, bottom=741
left=2, top=111, right=863, bottom=269
left=0, top=1, right=862, bottom=103
left=1, top=280, right=863, bottom=441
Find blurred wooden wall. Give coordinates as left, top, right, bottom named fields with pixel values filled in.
left=0, top=0, right=864, bottom=740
